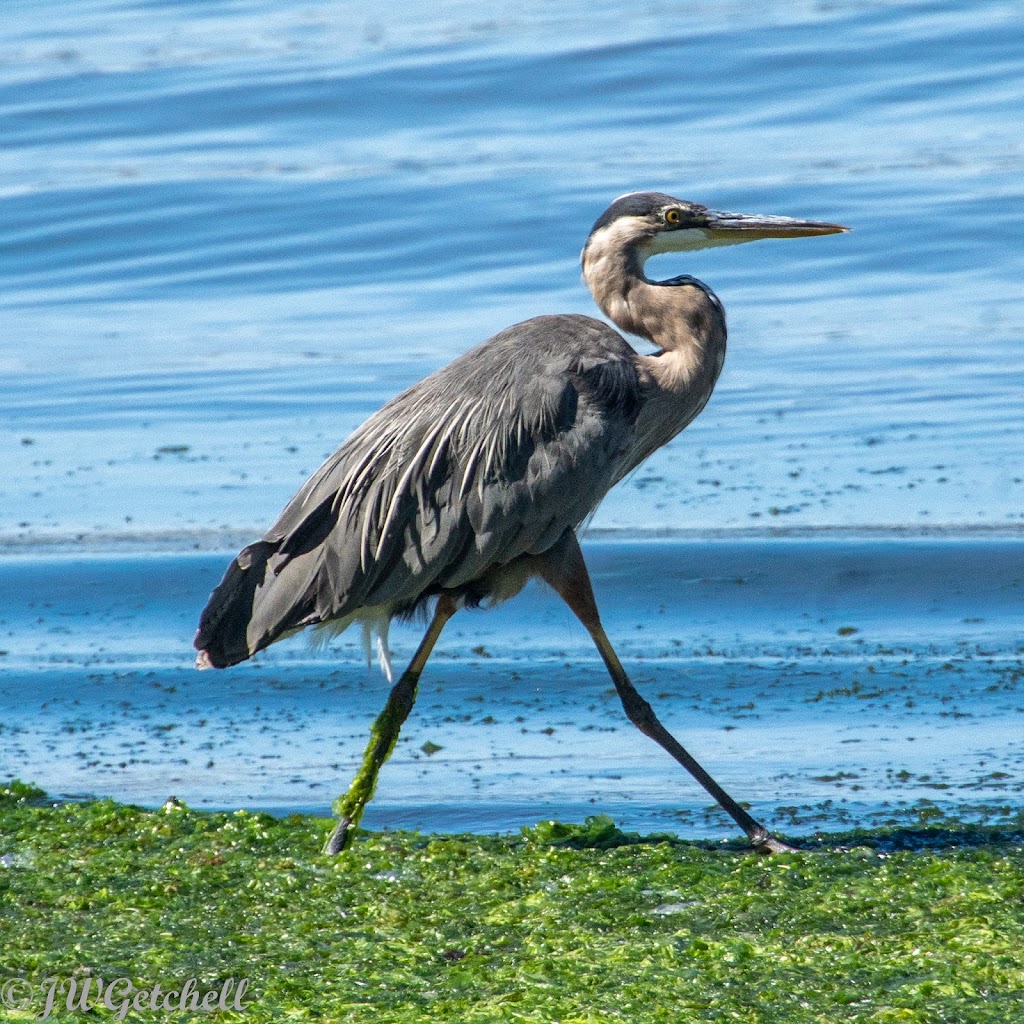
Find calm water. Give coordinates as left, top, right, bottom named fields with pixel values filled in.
left=1, top=0, right=1022, bottom=832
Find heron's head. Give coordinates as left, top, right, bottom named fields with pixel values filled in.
left=581, top=191, right=848, bottom=274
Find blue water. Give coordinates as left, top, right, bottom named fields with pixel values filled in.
left=1, top=0, right=1023, bottom=833
left=2, top=0, right=1023, bottom=536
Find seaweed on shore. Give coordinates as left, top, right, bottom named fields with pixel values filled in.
left=2, top=785, right=1023, bottom=1022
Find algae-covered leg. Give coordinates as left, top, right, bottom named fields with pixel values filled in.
left=324, top=596, right=457, bottom=854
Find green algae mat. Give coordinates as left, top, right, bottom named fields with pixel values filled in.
left=1, top=783, right=1022, bottom=1023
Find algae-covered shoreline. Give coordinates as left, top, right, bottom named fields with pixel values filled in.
left=2, top=782, right=1022, bottom=1023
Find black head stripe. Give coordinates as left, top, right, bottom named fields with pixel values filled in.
left=590, top=192, right=678, bottom=233
left=590, top=192, right=708, bottom=234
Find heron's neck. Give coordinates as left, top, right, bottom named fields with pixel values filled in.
left=582, top=243, right=727, bottom=385
left=583, top=243, right=728, bottom=475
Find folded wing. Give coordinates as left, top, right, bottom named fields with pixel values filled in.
left=195, top=314, right=641, bottom=666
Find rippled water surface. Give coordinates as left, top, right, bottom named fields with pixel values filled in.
left=3, top=0, right=1023, bottom=534
left=1, top=0, right=1022, bottom=830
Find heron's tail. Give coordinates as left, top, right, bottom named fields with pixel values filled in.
left=194, top=540, right=316, bottom=669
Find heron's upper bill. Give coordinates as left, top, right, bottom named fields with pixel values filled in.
left=704, top=210, right=850, bottom=241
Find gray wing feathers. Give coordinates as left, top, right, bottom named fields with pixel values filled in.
left=203, top=314, right=640, bottom=661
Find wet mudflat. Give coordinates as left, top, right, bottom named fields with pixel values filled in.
left=2, top=534, right=1021, bottom=838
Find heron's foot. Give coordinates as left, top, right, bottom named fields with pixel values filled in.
left=755, top=835, right=800, bottom=854
left=324, top=816, right=355, bottom=855
left=750, top=831, right=799, bottom=854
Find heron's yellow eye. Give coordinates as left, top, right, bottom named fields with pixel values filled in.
left=664, top=209, right=681, bottom=225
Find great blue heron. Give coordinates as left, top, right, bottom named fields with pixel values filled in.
left=195, top=191, right=848, bottom=854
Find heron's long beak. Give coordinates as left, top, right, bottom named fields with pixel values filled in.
left=704, top=210, right=850, bottom=242
left=646, top=209, right=849, bottom=254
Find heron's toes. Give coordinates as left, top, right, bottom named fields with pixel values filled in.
left=324, top=816, right=355, bottom=855
left=753, top=834, right=800, bottom=855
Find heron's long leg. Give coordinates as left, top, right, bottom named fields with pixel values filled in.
left=536, top=532, right=796, bottom=854
left=324, top=596, right=457, bottom=854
